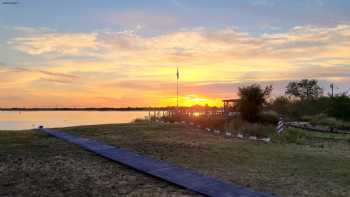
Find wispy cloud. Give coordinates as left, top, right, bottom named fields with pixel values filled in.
left=3, top=24, right=350, bottom=107
left=11, top=24, right=350, bottom=64
left=10, top=33, right=99, bottom=56
left=13, top=67, right=78, bottom=79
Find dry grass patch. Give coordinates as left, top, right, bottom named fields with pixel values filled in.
left=63, top=122, right=350, bottom=197
left=0, top=129, right=198, bottom=197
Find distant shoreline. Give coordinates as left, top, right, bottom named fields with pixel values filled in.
left=0, top=107, right=175, bottom=111
left=0, top=106, right=220, bottom=111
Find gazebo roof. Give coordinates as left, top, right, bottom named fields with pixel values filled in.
left=222, top=99, right=240, bottom=102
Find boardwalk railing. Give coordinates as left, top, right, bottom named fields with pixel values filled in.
left=286, top=122, right=350, bottom=134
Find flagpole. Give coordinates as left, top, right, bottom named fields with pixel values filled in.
left=176, top=67, right=179, bottom=110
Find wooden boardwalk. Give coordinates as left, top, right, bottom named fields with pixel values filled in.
left=40, top=128, right=277, bottom=197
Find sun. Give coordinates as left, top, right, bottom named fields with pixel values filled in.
left=182, top=94, right=208, bottom=106
left=162, top=94, right=222, bottom=107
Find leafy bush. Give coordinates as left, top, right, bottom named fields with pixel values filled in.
left=267, top=96, right=331, bottom=120
left=267, top=80, right=350, bottom=122
left=225, top=118, right=274, bottom=138
left=318, top=117, right=342, bottom=126
left=238, top=84, right=272, bottom=122
left=271, top=128, right=307, bottom=144
left=286, top=98, right=330, bottom=119
left=161, top=113, right=226, bottom=130
left=312, top=114, right=341, bottom=126
left=225, top=118, right=244, bottom=133
left=240, top=123, right=275, bottom=138
left=268, top=96, right=290, bottom=115
left=327, top=93, right=350, bottom=121
left=194, top=116, right=226, bottom=130
left=301, top=113, right=349, bottom=129
left=132, top=118, right=147, bottom=123
left=259, top=110, right=279, bottom=124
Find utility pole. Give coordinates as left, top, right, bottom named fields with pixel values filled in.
left=330, top=83, right=334, bottom=98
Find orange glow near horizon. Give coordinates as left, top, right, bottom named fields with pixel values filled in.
left=1, top=23, right=350, bottom=108
left=160, top=94, right=223, bottom=107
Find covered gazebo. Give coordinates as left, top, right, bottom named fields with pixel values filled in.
left=222, top=99, right=240, bottom=117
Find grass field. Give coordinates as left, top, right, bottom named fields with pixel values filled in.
left=1, top=122, right=350, bottom=197
left=0, top=129, right=197, bottom=197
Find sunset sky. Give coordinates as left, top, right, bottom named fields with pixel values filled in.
left=1, top=0, right=350, bottom=107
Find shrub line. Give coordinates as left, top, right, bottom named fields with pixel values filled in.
left=152, top=119, right=271, bottom=143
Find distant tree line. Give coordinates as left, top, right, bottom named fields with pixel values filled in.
left=270, top=79, right=350, bottom=121
left=238, top=79, right=350, bottom=123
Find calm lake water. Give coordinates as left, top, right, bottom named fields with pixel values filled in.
left=0, top=111, right=149, bottom=130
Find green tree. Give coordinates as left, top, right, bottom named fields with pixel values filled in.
left=285, top=79, right=323, bottom=100
left=238, top=84, right=272, bottom=122
left=327, top=93, right=350, bottom=121
left=269, top=96, right=290, bottom=115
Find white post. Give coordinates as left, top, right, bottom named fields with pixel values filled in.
left=276, top=117, right=285, bottom=134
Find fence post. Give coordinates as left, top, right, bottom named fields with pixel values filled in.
left=276, top=117, right=285, bottom=134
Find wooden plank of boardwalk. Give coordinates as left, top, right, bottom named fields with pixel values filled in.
left=40, top=128, right=277, bottom=197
